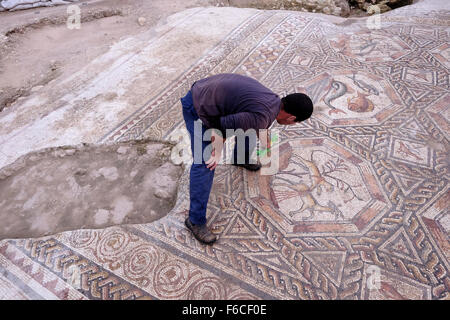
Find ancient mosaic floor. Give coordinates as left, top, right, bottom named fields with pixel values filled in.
left=0, top=2, right=449, bottom=300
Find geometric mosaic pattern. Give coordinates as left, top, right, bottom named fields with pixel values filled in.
left=1, top=3, right=449, bottom=299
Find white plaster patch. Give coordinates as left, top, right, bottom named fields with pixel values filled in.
left=94, top=209, right=111, bottom=226
left=98, top=167, right=119, bottom=181
left=111, top=196, right=133, bottom=224
left=130, top=170, right=138, bottom=178
left=117, top=146, right=129, bottom=154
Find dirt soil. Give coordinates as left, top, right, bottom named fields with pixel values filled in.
left=0, top=140, right=182, bottom=240
left=0, top=0, right=217, bottom=112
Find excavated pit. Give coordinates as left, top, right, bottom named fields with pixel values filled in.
left=0, top=8, right=124, bottom=112
left=0, top=140, right=182, bottom=240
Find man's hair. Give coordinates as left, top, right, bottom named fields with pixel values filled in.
left=281, top=93, right=313, bottom=122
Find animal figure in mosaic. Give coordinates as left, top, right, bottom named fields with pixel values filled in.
left=272, top=149, right=367, bottom=220
left=272, top=153, right=341, bottom=220
left=330, top=36, right=351, bottom=55
left=347, top=91, right=375, bottom=113
left=346, top=72, right=379, bottom=96
left=323, top=80, right=348, bottom=115
left=355, top=38, right=378, bottom=56
left=397, top=141, right=423, bottom=161
left=379, top=281, right=410, bottom=300
left=326, top=200, right=345, bottom=220
left=406, top=69, right=430, bottom=82
left=320, top=155, right=365, bottom=204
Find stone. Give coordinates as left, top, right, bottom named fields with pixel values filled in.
left=0, top=34, right=7, bottom=45
left=334, top=0, right=350, bottom=16
left=154, top=188, right=170, bottom=199
left=31, top=85, right=44, bottom=93
left=116, top=146, right=129, bottom=154
left=65, top=149, right=76, bottom=156
left=98, top=166, right=119, bottom=181
left=74, top=168, right=87, bottom=176
left=353, top=0, right=413, bottom=13
left=137, top=16, right=146, bottom=26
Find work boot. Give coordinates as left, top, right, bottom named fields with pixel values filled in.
left=185, top=218, right=217, bottom=245
left=232, top=163, right=262, bottom=171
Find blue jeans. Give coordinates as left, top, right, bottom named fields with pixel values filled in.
left=181, top=90, right=256, bottom=225
left=181, top=90, right=215, bottom=225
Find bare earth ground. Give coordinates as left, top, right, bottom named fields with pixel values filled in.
left=0, top=0, right=449, bottom=301
left=0, top=0, right=216, bottom=111
left=0, top=140, right=181, bottom=239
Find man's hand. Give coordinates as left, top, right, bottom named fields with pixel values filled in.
left=205, top=130, right=224, bottom=171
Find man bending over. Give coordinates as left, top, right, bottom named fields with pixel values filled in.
left=180, top=73, right=313, bottom=245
